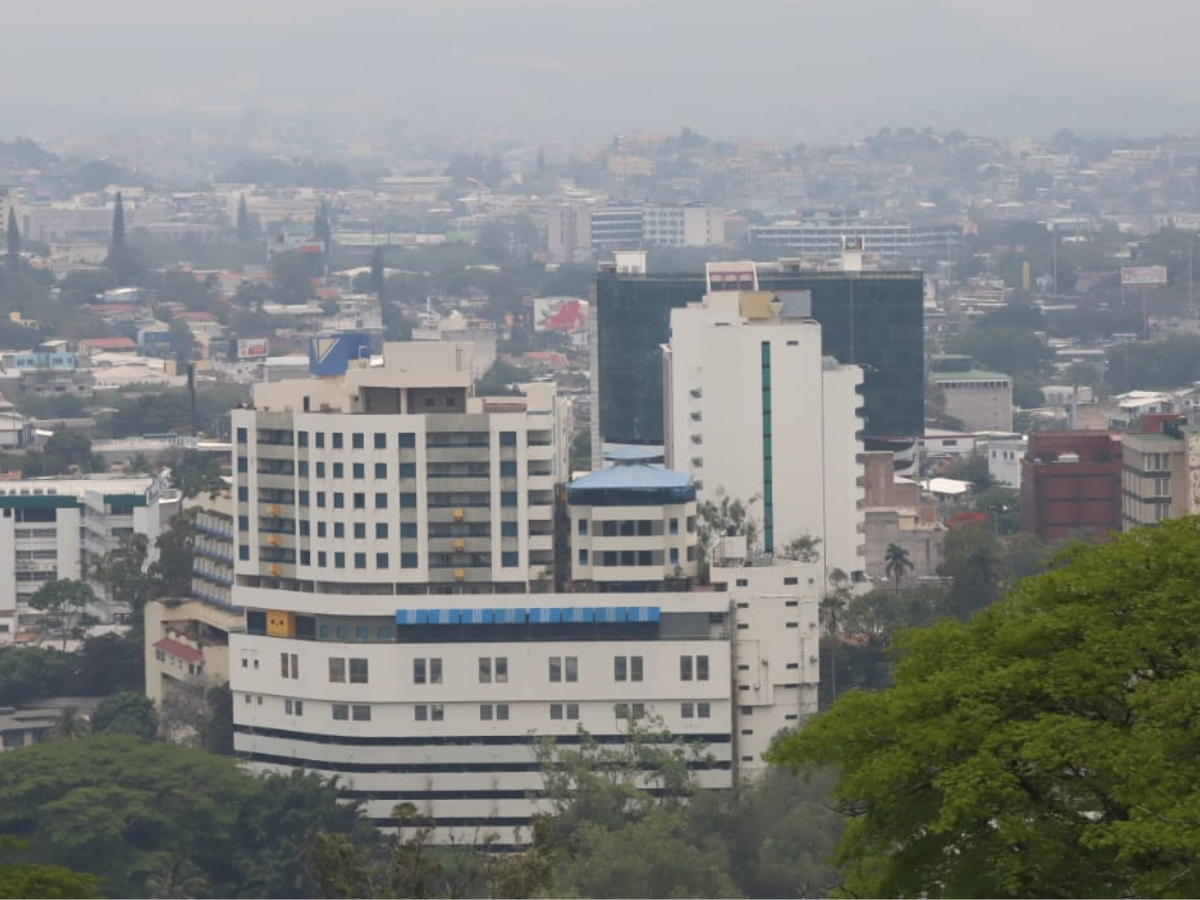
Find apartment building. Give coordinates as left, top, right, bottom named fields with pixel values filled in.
left=1120, top=415, right=1200, bottom=531
left=547, top=203, right=726, bottom=261
left=748, top=217, right=960, bottom=261
left=663, top=286, right=866, bottom=582
left=1021, top=432, right=1123, bottom=542
left=227, top=345, right=821, bottom=842
left=0, top=476, right=164, bottom=640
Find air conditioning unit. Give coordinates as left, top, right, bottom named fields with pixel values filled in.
left=453, top=508, right=466, bottom=521
left=267, top=505, right=281, bottom=517
left=267, top=564, right=282, bottom=577
left=453, top=539, right=466, bottom=552
left=267, top=535, right=281, bottom=547
left=454, top=569, right=466, bottom=582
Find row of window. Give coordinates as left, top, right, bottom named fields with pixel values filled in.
left=578, top=548, right=693, bottom=567
left=260, top=697, right=710, bottom=722
left=238, top=490, right=525, bottom=511
left=239, top=429, right=525, bottom=450
left=252, top=654, right=710, bottom=687
left=578, top=517, right=696, bottom=537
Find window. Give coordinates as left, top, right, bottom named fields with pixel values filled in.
left=353, top=493, right=366, bottom=510
left=431, top=704, right=444, bottom=721
left=238, top=486, right=249, bottom=502
left=480, top=704, right=493, bottom=721
left=352, top=433, right=364, bottom=450
left=578, top=549, right=589, bottom=566
left=497, top=704, right=509, bottom=720
left=317, top=492, right=326, bottom=509
left=566, top=703, right=579, bottom=720
left=500, top=491, right=518, bottom=507
left=316, top=462, right=327, bottom=478
left=631, top=656, right=643, bottom=682
left=669, top=517, right=679, bottom=535
left=399, top=432, right=416, bottom=449
left=349, top=658, right=369, bottom=684
left=401, top=552, right=418, bottom=569
left=415, top=705, right=428, bottom=721
left=400, top=493, right=417, bottom=508
left=237, top=427, right=247, bottom=443
left=566, top=656, right=578, bottom=682
left=281, top=652, right=299, bottom=679
left=374, top=433, right=387, bottom=449
left=336, top=626, right=348, bottom=639
left=615, top=656, right=628, bottom=681
left=334, top=523, right=345, bottom=539
left=332, top=433, right=344, bottom=450
left=376, top=553, right=389, bottom=569
left=354, top=553, right=366, bottom=569
left=376, top=523, right=389, bottom=539
left=353, top=463, right=365, bottom=479
left=501, top=521, right=518, bottom=537
left=697, top=702, right=711, bottom=718
left=501, top=551, right=519, bottom=568
left=374, top=463, right=388, bottom=480
left=414, top=658, right=426, bottom=684
left=479, top=657, right=492, bottom=684
left=549, top=656, right=561, bottom=682
left=669, top=547, right=679, bottom=566
left=299, top=491, right=310, bottom=508
left=333, top=462, right=344, bottom=479
left=550, top=703, right=563, bottom=720
left=334, top=552, right=345, bottom=569
left=317, top=551, right=327, bottom=567
left=578, top=519, right=589, bottom=536
left=500, top=460, right=517, bottom=477
left=353, top=522, right=365, bottom=539
left=316, top=433, right=325, bottom=449
left=333, top=493, right=344, bottom=509
left=414, top=658, right=442, bottom=684
left=285, top=699, right=304, bottom=716
left=332, top=703, right=349, bottom=720
left=495, top=657, right=508, bottom=683
left=431, top=658, right=442, bottom=683
left=682, top=702, right=695, bottom=719
left=500, top=431, right=517, bottom=446
left=352, top=704, right=371, bottom=721
left=239, top=546, right=250, bottom=561
left=681, top=654, right=709, bottom=681
left=329, top=658, right=346, bottom=682
left=399, top=463, right=417, bottom=478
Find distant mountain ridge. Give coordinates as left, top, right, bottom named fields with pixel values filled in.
left=0, top=0, right=1191, bottom=142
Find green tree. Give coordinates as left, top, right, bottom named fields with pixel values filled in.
left=769, top=517, right=1200, bottom=900
left=0, top=836, right=101, bottom=899
left=5, top=208, right=18, bottom=263
left=884, top=542, right=913, bottom=591
left=150, top=508, right=198, bottom=599
left=233, top=769, right=372, bottom=899
left=168, top=319, right=197, bottom=369
left=28, top=579, right=98, bottom=649
left=819, top=571, right=849, bottom=706
left=111, top=192, right=126, bottom=249
left=0, top=735, right=258, bottom=897
left=270, top=251, right=315, bottom=305
left=168, top=449, right=225, bottom=499
left=90, top=691, right=158, bottom=739
left=46, top=707, right=90, bottom=741
left=144, top=854, right=209, bottom=899
left=235, top=195, right=251, bottom=243
left=0, top=646, right=70, bottom=706
left=939, top=522, right=1006, bottom=619
left=313, top=203, right=332, bottom=260
left=90, top=532, right=153, bottom=624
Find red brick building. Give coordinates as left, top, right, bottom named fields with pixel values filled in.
left=1020, top=431, right=1123, bottom=542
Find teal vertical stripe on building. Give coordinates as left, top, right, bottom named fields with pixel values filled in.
left=760, top=341, right=773, bottom=553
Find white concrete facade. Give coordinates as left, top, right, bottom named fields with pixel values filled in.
left=0, top=476, right=162, bottom=640
left=664, top=291, right=866, bottom=582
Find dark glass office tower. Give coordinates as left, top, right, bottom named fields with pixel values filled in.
left=592, top=267, right=924, bottom=446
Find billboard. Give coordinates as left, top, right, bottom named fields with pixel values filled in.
left=534, top=297, right=589, bottom=335
left=237, top=338, right=269, bottom=360
left=1122, top=265, right=1168, bottom=287
left=308, top=332, right=371, bottom=376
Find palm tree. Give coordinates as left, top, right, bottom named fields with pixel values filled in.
left=145, top=855, right=209, bottom=900
left=884, top=543, right=914, bottom=593
left=47, top=707, right=90, bottom=741
left=820, top=568, right=851, bottom=704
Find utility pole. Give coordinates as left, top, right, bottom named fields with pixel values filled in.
left=1050, top=221, right=1058, bottom=299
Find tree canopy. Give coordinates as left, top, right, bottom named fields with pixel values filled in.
left=770, top=517, right=1200, bottom=899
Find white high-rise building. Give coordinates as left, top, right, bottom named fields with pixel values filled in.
left=225, top=343, right=821, bottom=843
left=0, top=475, right=165, bottom=640
left=663, top=289, right=866, bottom=582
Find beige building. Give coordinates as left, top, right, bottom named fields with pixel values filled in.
left=860, top=452, right=944, bottom=585
left=932, top=369, right=1014, bottom=433
left=1121, top=428, right=1193, bottom=530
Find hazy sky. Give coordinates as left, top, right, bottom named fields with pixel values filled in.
left=2, top=0, right=1198, bottom=143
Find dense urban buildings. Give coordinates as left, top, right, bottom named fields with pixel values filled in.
left=225, top=342, right=822, bottom=841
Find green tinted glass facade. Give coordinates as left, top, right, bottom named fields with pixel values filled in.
left=593, top=269, right=924, bottom=445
